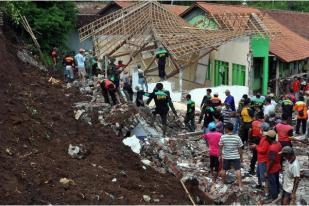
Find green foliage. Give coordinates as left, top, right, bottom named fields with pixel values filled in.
left=247, top=1, right=309, bottom=12
left=1, top=1, right=77, bottom=53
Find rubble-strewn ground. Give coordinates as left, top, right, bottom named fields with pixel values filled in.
left=0, top=32, right=191, bottom=204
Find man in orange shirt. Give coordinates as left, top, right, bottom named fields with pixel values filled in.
left=294, top=96, right=308, bottom=135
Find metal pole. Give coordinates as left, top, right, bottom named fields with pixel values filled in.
left=104, top=56, right=108, bottom=79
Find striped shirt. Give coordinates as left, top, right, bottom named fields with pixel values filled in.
left=219, top=134, right=243, bottom=159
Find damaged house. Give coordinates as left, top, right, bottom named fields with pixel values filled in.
left=78, top=1, right=278, bottom=95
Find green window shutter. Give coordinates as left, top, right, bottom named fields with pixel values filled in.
left=214, top=60, right=229, bottom=86
left=232, top=63, right=246, bottom=86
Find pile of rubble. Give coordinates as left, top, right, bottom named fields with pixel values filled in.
left=71, top=77, right=309, bottom=205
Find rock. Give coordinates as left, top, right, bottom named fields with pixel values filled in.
left=74, top=110, right=85, bottom=120
left=59, top=178, right=75, bottom=187
left=112, top=178, right=117, bottom=182
left=5, top=148, right=13, bottom=156
left=141, top=159, right=151, bottom=166
left=143, top=195, right=151, bottom=202
left=153, top=198, right=160, bottom=203
left=17, top=50, right=47, bottom=71
left=122, top=135, right=141, bottom=154
left=68, top=144, right=89, bottom=159
left=142, top=166, right=147, bottom=170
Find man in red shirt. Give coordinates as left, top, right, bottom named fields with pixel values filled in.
left=248, top=112, right=264, bottom=175
left=275, top=115, right=305, bottom=148
left=265, top=130, right=282, bottom=202
left=250, top=122, right=270, bottom=193
left=292, top=77, right=300, bottom=99
left=99, top=79, right=118, bottom=105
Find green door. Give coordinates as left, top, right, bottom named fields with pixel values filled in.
left=214, top=60, right=229, bottom=86
left=232, top=64, right=246, bottom=86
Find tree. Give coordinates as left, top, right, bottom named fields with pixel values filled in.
left=1, top=1, right=77, bottom=52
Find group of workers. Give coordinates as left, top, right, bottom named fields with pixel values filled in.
left=53, top=46, right=306, bottom=205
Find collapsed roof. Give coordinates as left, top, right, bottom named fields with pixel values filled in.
left=78, top=1, right=278, bottom=77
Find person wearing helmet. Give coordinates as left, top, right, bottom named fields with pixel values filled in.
left=185, top=94, right=195, bottom=132
left=265, top=130, right=282, bottom=202
left=146, top=82, right=177, bottom=136
left=250, top=122, right=270, bottom=198
left=99, top=79, right=117, bottom=105
left=74, top=48, right=86, bottom=84
left=203, top=122, right=222, bottom=181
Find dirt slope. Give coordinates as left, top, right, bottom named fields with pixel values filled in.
left=0, top=33, right=190, bottom=204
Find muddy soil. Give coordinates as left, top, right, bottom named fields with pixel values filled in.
left=0, top=32, right=190, bottom=204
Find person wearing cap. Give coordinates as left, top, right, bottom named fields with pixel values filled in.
left=281, top=146, right=301, bottom=205
left=224, top=90, right=235, bottom=111
left=265, top=130, right=282, bottom=202
left=294, top=95, right=308, bottom=135
left=155, top=47, right=169, bottom=81
left=248, top=111, right=264, bottom=175
left=74, top=48, right=86, bottom=84
left=281, top=95, right=294, bottom=123
left=219, top=122, right=243, bottom=189
left=250, top=122, right=270, bottom=196
left=203, top=122, right=222, bottom=181
left=210, top=92, right=222, bottom=108
left=200, top=88, right=212, bottom=109
left=240, top=99, right=254, bottom=146
left=146, top=83, right=177, bottom=136
left=99, top=79, right=117, bottom=105
left=184, top=94, right=195, bottom=132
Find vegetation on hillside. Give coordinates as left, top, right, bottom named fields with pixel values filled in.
left=1, top=1, right=77, bottom=66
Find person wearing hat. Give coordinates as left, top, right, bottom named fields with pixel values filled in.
left=281, top=146, right=300, bottom=205
left=74, top=48, right=86, bottom=84
left=203, top=122, right=222, bottom=181
left=184, top=94, right=195, bottom=132
left=224, top=90, right=235, bottom=111
left=146, top=82, right=177, bottom=136
left=250, top=122, right=270, bottom=197
left=265, top=130, right=282, bottom=202
left=210, top=92, right=222, bottom=108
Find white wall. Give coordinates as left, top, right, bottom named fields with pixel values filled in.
left=209, top=36, right=250, bottom=86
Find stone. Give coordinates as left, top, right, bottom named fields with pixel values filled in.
left=112, top=178, right=117, bottom=183
left=143, top=195, right=151, bottom=202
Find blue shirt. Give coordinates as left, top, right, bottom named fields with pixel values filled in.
left=74, top=53, right=86, bottom=68
left=224, top=95, right=235, bottom=111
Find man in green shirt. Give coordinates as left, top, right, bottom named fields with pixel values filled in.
left=185, top=94, right=195, bottom=132
left=155, top=47, right=169, bottom=81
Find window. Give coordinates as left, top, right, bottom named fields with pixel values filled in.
left=232, top=64, right=246, bottom=86
left=214, top=60, right=229, bottom=86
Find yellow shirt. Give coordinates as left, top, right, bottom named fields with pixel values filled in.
left=241, top=107, right=253, bottom=123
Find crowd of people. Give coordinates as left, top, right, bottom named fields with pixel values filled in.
left=191, top=88, right=307, bottom=204
left=52, top=46, right=306, bottom=205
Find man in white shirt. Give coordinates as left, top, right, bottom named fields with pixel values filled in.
left=264, top=97, right=275, bottom=118
left=281, top=146, right=301, bottom=205
left=74, top=48, right=86, bottom=84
